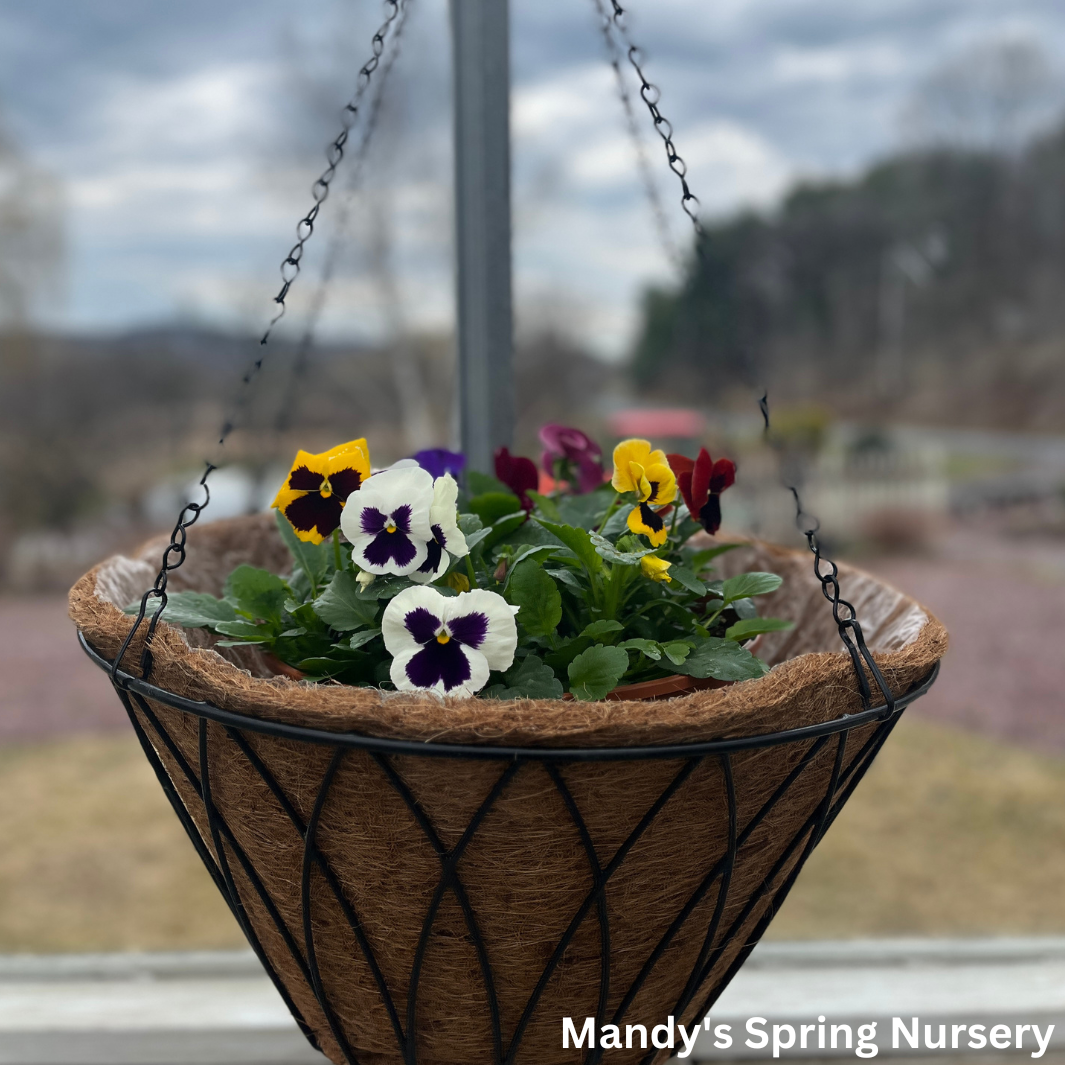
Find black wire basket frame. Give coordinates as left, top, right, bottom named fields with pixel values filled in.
left=81, top=632, right=938, bottom=1065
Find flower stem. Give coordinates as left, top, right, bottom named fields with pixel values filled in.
left=465, top=555, right=479, bottom=589
left=596, top=493, right=622, bottom=534
left=332, top=529, right=343, bottom=573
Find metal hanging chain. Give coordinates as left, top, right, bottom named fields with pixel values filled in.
left=759, top=395, right=896, bottom=715
left=113, top=0, right=411, bottom=683
left=603, top=0, right=705, bottom=244
left=275, top=2, right=410, bottom=436
left=591, top=0, right=681, bottom=269
left=260, top=0, right=405, bottom=348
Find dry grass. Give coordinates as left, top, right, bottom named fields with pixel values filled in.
left=772, top=715, right=1065, bottom=938
left=1, top=716, right=1063, bottom=953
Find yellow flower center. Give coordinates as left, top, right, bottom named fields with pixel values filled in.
left=319, top=475, right=333, bottom=499
left=385, top=521, right=397, bottom=533
left=436, top=631, right=451, bottom=644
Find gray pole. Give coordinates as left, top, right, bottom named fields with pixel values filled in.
left=450, top=0, right=514, bottom=474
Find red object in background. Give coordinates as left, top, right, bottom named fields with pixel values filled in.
left=607, top=408, right=706, bottom=439
left=493, top=447, right=538, bottom=512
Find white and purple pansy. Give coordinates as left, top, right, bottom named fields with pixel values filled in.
left=410, top=474, right=469, bottom=584
left=340, top=466, right=434, bottom=575
left=382, top=586, right=519, bottom=697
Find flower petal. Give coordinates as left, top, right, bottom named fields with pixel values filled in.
left=389, top=643, right=489, bottom=698
left=627, top=502, right=669, bottom=546
left=443, top=589, right=518, bottom=672
left=381, top=586, right=446, bottom=655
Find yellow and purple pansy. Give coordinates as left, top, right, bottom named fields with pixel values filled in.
left=382, top=586, right=518, bottom=697
left=610, top=438, right=677, bottom=547
left=271, top=438, right=371, bottom=544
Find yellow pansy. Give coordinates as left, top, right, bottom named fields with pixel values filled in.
left=640, top=555, right=672, bottom=583
left=611, top=438, right=677, bottom=546
left=271, top=438, right=371, bottom=543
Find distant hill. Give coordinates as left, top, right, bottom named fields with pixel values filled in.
left=632, top=120, right=1065, bottom=430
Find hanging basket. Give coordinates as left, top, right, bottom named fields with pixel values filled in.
left=69, top=512, right=944, bottom=1065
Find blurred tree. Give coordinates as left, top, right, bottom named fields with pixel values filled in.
left=901, top=37, right=1061, bottom=154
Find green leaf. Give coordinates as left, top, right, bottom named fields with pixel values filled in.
left=664, top=564, right=707, bottom=595
left=469, top=492, right=524, bottom=526
left=355, top=574, right=417, bottom=600
left=313, top=571, right=381, bottom=631
left=580, top=619, right=624, bottom=641
left=536, top=518, right=604, bottom=576
left=721, top=571, right=783, bottom=603
left=660, top=640, right=693, bottom=665
left=600, top=503, right=634, bottom=539
left=223, top=565, right=290, bottom=625
left=687, top=542, right=742, bottom=572
left=506, top=560, right=562, bottom=637
left=725, top=617, right=794, bottom=642
left=274, top=509, right=333, bottom=591
left=588, top=531, right=656, bottom=565
left=672, top=637, right=769, bottom=682
left=124, top=591, right=237, bottom=630
left=467, top=471, right=511, bottom=496
left=554, top=491, right=611, bottom=531
left=486, top=654, right=564, bottom=699
left=618, top=637, right=662, bottom=660
left=483, top=511, right=528, bottom=550
left=732, top=596, right=757, bottom=619
left=527, top=491, right=562, bottom=522
left=213, top=619, right=271, bottom=641
left=545, top=567, right=583, bottom=591
left=507, top=544, right=560, bottom=571
left=347, top=628, right=382, bottom=650
left=568, top=644, right=630, bottom=701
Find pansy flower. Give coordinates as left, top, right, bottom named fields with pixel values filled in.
left=410, top=474, right=469, bottom=584
left=641, top=555, right=672, bottom=583
left=666, top=448, right=736, bottom=536
left=494, top=447, right=538, bottom=513
left=382, top=586, right=519, bottom=697
left=271, top=438, right=371, bottom=544
left=539, top=423, right=604, bottom=494
left=340, top=466, right=434, bottom=575
left=611, top=438, right=677, bottom=547
left=412, top=448, right=466, bottom=480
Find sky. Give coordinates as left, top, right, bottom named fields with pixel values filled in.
left=3, top=0, right=1065, bottom=357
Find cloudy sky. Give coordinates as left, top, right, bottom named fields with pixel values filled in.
left=2, top=0, right=1065, bottom=356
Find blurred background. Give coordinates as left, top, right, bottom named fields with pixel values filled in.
left=1, top=0, right=1064, bottom=955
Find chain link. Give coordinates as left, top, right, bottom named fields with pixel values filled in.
left=260, top=0, right=405, bottom=348
left=591, top=0, right=681, bottom=268
left=603, top=0, right=705, bottom=243
left=759, top=395, right=896, bottom=715
left=113, top=1, right=411, bottom=683
left=275, top=2, right=410, bottom=435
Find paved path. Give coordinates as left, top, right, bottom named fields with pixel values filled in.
left=866, top=526, right=1065, bottom=753
left=0, top=597, right=126, bottom=740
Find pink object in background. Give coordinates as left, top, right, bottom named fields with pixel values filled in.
left=607, top=408, right=706, bottom=439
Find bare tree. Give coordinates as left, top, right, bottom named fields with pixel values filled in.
left=901, top=37, right=1061, bottom=154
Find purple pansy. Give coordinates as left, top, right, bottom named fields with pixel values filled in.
left=382, top=586, right=519, bottom=697
left=412, top=448, right=466, bottom=480
left=539, top=423, right=604, bottom=494
left=340, top=467, right=434, bottom=576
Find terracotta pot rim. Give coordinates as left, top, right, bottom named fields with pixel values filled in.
left=262, top=653, right=737, bottom=702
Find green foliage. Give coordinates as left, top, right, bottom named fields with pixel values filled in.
left=313, top=571, right=380, bottom=631
left=505, top=560, right=563, bottom=637
left=128, top=457, right=787, bottom=698
left=568, top=644, right=630, bottom=701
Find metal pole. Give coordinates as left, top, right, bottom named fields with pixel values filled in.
left=450, top=0, right=514, bottom=473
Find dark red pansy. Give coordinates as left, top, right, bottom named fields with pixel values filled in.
left=665, top=448, right=736, bottom=535
left=494, top=447, right=538, bottom=512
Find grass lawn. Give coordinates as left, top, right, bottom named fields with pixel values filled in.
left=1, top=716, right=1064, bottom=952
